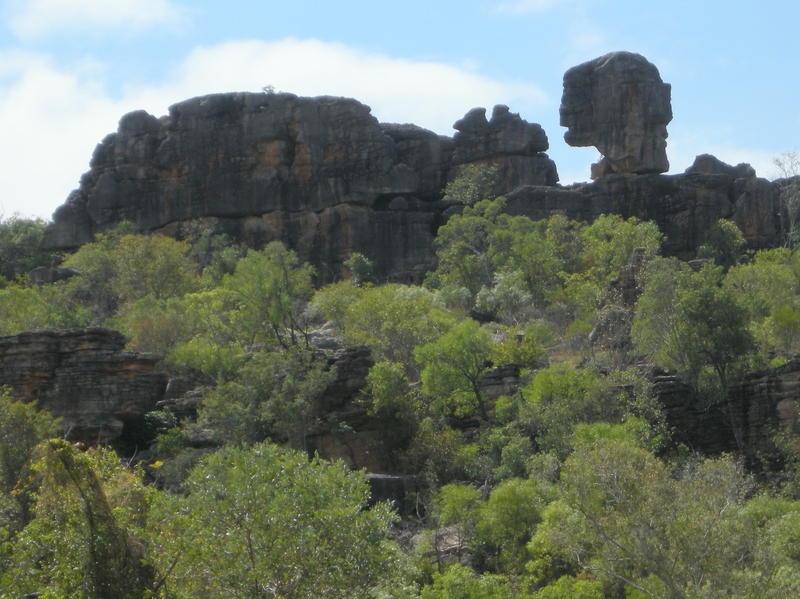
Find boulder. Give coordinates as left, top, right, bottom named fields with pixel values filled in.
left=560, top=51, right=672, bottom=177
left=0, top=328, right=167, bottom=444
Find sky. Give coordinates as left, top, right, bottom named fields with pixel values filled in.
left=1, top=0, right=799, bottom=220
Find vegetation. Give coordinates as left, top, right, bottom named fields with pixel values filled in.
left=5, top=169, right=800, bottom=597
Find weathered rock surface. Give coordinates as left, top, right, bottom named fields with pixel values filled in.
left=41, top=94, right=556, bottom=284
left=560, top=51, right=672, bottom=177
left=654, top=360, right=800, bottom=461
left=40, top=76, right=787, bottom=278
left=0, top=328, right=167, bottom=444
left=504, top=161, right=781, bottom=258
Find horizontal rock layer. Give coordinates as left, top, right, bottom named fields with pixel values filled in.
left=505, top=168, right=780, bottom=258
left=655, top=359, right=800, bottom=460
left=0, top=328, right=167, bottom=444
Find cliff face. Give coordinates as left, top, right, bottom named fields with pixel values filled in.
left=41, top=92, right=784, bottom=278
left=654, top=360, right=800, bottom=460
left=41, top=94, right=557, bottom=284
left=0, top=328, right=167, bottom=444
left=504, top=162, right=780, bottom=258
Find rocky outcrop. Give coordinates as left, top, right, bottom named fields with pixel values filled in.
left=504, top=158, right=781, bottom=258
left=560, top=51, right=672, bottom=178
left=0, top=328, right=167, bottom=444
left=40, top=56, right=789, bottom=280
left=41, top=94, right=556, bottom=284
left=654, top=360, right=800, bottom=461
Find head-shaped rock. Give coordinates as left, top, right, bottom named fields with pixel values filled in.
left=560, top=51, right=672, bottom=178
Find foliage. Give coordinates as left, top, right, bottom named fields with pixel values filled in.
left=633, top=259, right=754, bottom=389
left=199, top=348, right=334, bottom=449
left=344, top=252, right=378, bottom=285
left=552, top=439, right=800, bottom=598
left=696, top=218, right=746, bottom=269
left=363, top=360, right=421, bottom=464
left=343, top=283, right=453, bottom=375
left=0, top=390, right=59, bottom=495
left=0, top=282, right=88, bottom=335
left=110, top=295, right=189, bottom=355
left=311, top=279, right=363, bottom=334
left=0, top=215, right=51, bottom=283
left=112, top=234, right=200, bottom=303
left=519, top=364, right=663, bottom=459
left=222, top=242, right=316, bottom=350
left=3, top=441, right=156, bottom=599
left=725, top=248, right=800, bottom=354
left=420, top=564, right=512, bottom=599
left=443, top=165, right=499, bottom=207
left=154, top=442, right=407, bottom=599
left=417, top=319, right=494, bottom=420
left=474, top=477, right=556, bottom=574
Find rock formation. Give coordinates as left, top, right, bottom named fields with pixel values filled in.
left=41, top=94, right=557, bottom=284
left=560, top=51, right=672, bottom=178
left=655, top=359, right=800, bottom=463
left=0, top=328, right=167, bottom=444
left=503, top=156, right=781, bottom=258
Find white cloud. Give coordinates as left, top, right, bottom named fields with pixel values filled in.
left=0, top=39, right=548, bottom=220
left=10, top=0, right=183, bottom=38
left=133, top=39, right=547, bottom=135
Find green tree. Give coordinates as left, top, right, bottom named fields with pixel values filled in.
left=0, top=215, right=51, bottom=284
left=4, top=441, right=156, bottom=599
left=633, top=259, right=754, bottom=389
left=443, top=164, right=499, bottom=207
left=551, top=439, right=800, bottom=599
left=311, top=279, right=364, bottom=334
left=200, top=348, right=334, bottom=449
left=169, top=288, right=244, bottom=381
left=154, top=442, right=407, bottom=599
left=112, top=233, right=200, bottom=303
left=725, top=248, right=800, bottom=353
left=580, top=214, right=662, bottom=286
left=0, top=391, right=59, bottom=496
left=0, top=282, right=88, bottom=335
left=417, top=319, right=494, bottom=420
left=427, top=197, right=507, bottom=297
left=420, top=564, right=512, bottom=599
left=519, top=365, right=663, bottom=459
left=343, top=283, right=453, bottom=376
left=696, top=219, right=746, bottom=269
left=474, top=477, right=556, bottom=574
left=223, top=242, right=315, bottom=350
left=61, top=223, right=135, bottom=322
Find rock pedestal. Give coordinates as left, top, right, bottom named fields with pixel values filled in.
left=560, top=51, right=672, bottom=177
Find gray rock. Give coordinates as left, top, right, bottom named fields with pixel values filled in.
left=0, top=328, right=167, bottom=444
left=560, top=51, right=672, bottom=177
left=41, top=93, right=558, bottom=284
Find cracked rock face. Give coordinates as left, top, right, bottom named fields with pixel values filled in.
left=41, top=94, right=557, bottom=284
left=0, top=328, right=167, bottom=444
left=560, top=51, right=672, bottom=178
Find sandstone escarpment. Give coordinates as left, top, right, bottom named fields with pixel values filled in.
left=41, top=94, right=557, bottom=284
left=0, top=328, right=167, bottom=444
left=504, top=159, right=781, bottom=258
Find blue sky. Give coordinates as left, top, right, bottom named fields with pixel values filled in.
left=1, top=0, right=799, bottom=219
